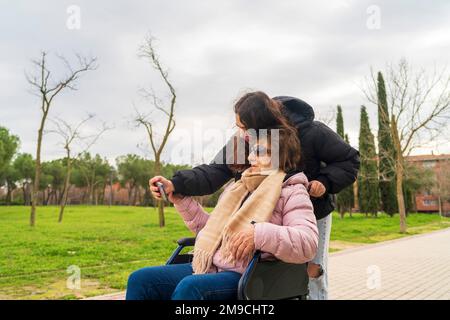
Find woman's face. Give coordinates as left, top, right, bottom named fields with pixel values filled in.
left=236, top=114, right=273, bottom=170
left=248, top=139, right=272, bottom=171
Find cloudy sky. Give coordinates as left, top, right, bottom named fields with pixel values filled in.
left=1, top=0, right=449, bottom=166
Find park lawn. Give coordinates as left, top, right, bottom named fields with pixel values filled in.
left=0, top=206, right=448, bottom=299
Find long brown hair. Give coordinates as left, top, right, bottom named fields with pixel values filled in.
left=230, top=91, right=301, bottom=173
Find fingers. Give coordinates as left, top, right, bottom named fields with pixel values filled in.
left=149, top=176, right=164, bottom=199
left=307, top=263, right=322, bottom=278
left=310, top=183, right=320, bottom=197
left=240, top=245, right=254, bottom=262
left=316, top=184, right=325, bottom=196
left=149, top=176, right=174, bottom=195
left=228, top=232, right=243, bottom=259
left=308, top=180, right=325, bottom=197
left=235, top=239, right=250, bottom=261
left=149, top=176, right=163, bottom=187
left=229, top=231, right=254, bottom=261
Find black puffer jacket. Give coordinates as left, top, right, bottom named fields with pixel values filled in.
left=171, top=96, right=360, bottom=220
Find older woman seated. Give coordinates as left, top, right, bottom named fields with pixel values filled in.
left=126, top=127, right=318, bottom=300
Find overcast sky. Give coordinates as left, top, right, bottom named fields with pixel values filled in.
left=1, top=0, right=449, bottom=166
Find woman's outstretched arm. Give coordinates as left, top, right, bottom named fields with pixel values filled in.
left=172, top=181, right=234, bottom=234
left=173, top=197, right=210, bottom=234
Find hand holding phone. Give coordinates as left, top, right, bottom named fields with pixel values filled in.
left=155, top=182, right=167, bottom=201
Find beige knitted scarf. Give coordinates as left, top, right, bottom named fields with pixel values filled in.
left=192, top=167, right=286, bottom=274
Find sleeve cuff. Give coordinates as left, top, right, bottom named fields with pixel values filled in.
left=171, top=194, right=187, bottom=206
left=253, top=222, right=263, bottom=250
left=253, top=222, right=271, bottom=251
left=171, top=176, right=185, bottom=195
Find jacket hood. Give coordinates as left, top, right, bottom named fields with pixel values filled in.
left=282, top=172, right=309, bottom=189
left=272, top=96, right=315, bottom=128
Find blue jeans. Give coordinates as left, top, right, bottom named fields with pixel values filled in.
left=308, top=213, right=332, bottom=300
left=125, top=263, right=242, bottom=300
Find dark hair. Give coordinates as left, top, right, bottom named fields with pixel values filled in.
left=231, top=91, right=301, bottom=173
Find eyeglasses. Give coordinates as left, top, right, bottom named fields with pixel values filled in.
left=250, top=145, right=270, bottom=156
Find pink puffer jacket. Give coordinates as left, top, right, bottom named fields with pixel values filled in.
left=172, top=172, right=319, bottom=274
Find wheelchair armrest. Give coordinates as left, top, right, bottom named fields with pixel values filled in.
left=238, top=251, right=309, bottom=300
left=177, top=237, right=196, bottom=247
left=166, top=237, right=196, bottom=265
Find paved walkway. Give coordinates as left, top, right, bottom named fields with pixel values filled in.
left=328, top=228, right=450, bottom=300
left=87, top=228, right=450, bottom=300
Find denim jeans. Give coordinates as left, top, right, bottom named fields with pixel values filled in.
left=125, top=263, right=242, bottom=300
left=308, top=213, right=332, bottom=300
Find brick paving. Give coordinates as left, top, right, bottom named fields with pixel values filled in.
left=87, top=228, right=450, bottom=300
left=328, top=228, right=450, bottom=300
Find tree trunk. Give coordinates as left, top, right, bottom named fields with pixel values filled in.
left=110, top=183, right=114, bottom=206
left=50, top=189, right=57, bottom=205
left=93, top=187, right=98, bottom=206
left=101, top=183, right=106, bottom=205
left=30, top=106, right=51, bottom=225
left=410, top=191, right=417, bottom=212
left=392, top=117, right=407, bottom=233
left=154, top=159, right=165, bottom=227
left=128, top=184, right=133, bottom=206
left=353, top=181, right=359, bottom=212
left=89, top=183, right=94, bottom=205
left=396, top=161, right=407, bottom=232
left=22, top=186, right=27, bottom=205
left=81, top=189, right=87, bottom=204
left=59, top=152, right=71, bottom=223
left=31, top=120, right=45, bottom=226
left=43, top=189, right=47, bottom=205
left=133, top=186, right=139, bottom=206
left=58, top=187, right=64, bottom=204
left=6, top=184, right=12, bottom=206
left=438, top=196, right=442, bottom=217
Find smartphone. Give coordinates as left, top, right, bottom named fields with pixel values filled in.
left=155, top=182, right=167, bottom=201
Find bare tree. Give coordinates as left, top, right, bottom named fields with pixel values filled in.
left=26, top=51, right=97, bottom=226
left=316, top=106, right=336, bottom=127
left=134, top=35, right=176, bottom=227
left=363, top=59, right=450, bottom=232
left=48, top=115, right=109, bottom=222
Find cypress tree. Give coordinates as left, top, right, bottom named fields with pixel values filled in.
left=336, top=105, right=344, bottom=137
left=336, top=106, right=354, bottom=218
left=344, top=133, right=355, bottom=214
left=377, top=72, right=397, bottom=215
left=358, top=106, right=379, bottom=216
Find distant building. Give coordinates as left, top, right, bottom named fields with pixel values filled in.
left=406, top=154, right=450, bottom=214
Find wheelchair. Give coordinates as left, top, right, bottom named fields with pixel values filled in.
left=166, top=237, right=309, bottom=300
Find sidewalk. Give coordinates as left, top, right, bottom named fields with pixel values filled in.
left=328, top=228, right=450, bottom=299
left=86, top=228, right=450, bottom=300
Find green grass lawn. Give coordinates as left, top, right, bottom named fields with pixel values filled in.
left=0, top=205, right=448, bottom=299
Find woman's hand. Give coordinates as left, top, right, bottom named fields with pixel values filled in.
left=308, top=180, right=326, bottom=198
left=149, top=176, right=182, bottom=203
left=229, top=227, right=255, bottom=262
